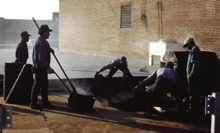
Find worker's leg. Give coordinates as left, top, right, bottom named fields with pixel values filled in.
left=146, top=79, right=168, bottom=115
left=31, top=77, right=40, bottom=105
left=106, top=67, right=118, bottom=78
left=30, top=71, right=44, bottom=109
left=146, top=79, right=162, bottom=115
left=189, top=77, right=202, bottom=115
left=40, top=72, right=49, bottom=104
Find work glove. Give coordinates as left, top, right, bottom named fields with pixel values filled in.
left=50, top=48, right=55, bottom=55
left=48, top=67, right=55, bottom=74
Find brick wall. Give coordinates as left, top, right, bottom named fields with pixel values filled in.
left=59, top=0, right=220, bottom=59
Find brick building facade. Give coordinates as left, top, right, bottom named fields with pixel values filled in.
left=59, top=0, right=220, bottom=59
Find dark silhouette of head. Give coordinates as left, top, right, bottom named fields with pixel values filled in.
left=165, top=61, right=174, bottom=69
left=120, top=56, right=127, bottom=64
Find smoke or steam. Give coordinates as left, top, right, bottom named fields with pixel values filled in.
left=73, top=79, right=93, bottom=96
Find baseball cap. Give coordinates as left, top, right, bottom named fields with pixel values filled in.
left=21, top=31, right=31, bottom=37
left=120, top=56, right=127, bottom=64
left=183, top=38, right=194, bottom=47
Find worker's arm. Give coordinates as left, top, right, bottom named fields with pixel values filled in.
left=95, top=62, right=114, bottom=78
left=96, top=59, right=117, bottom=74
left=121, top=67, right=129, bottom=83
left=189, top=47, right=201, bottom=79
left=135, top=71, right=157, bottom=89
left=97, top=65, right=110, bottom=74
left=189, top=62, right=196, bottom=79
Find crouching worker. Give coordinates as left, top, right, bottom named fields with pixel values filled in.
left=134, top=62, right=180, bottom=117
left=95, top=56, right=133, bottom=84
left=30, top=25, right=55, bottom=110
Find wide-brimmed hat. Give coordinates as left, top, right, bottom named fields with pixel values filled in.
left=39, top=25, right=52, bottom=34
left=21, top=31, right=31, bottom=37
left=183, top=38, right=194, bottom=47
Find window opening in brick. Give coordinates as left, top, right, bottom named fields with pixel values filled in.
left=120, top=4, right=131, bottom=28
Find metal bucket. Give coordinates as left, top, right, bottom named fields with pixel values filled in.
left=68, top=92, right=95, bottom=112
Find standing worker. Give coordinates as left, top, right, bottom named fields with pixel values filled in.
left=30, top=25, right=55, bottom=110
left=15, top=31, right=31, bottom=64
left=134, top=62, right=180, bottom=117
left=183, top=37, right=202, bottom=113
left=95, top=56, right=133, bottom=84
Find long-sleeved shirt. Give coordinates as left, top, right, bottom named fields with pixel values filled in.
left=32, top=37, right=51, bottom=70
left=15, top=40, right=28, bottom=64
left=138, top=66, right=179, bottom=87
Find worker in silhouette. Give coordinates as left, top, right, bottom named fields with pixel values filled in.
left=15, top=31, right=31, bottom=64
left=30, top=25, right=55, bottom=110
left=183, top=37, right=202, bottom=114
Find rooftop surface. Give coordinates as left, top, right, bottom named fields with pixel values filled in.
left=1, top=93, right=210, bottom=133
left=0, top=44, right=158, bottom=79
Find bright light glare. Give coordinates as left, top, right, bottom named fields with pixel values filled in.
left=0, top=0, right=59, bottom=20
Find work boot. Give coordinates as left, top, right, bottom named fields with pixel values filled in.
left=30, top=103, right=42, bottom=110
left=43, top=102, right=56, bottom=109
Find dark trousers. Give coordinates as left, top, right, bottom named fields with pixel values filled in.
left=31, top=70, right=49, bottom=105
left=187, top=77, right=202, bottom=114
left=188, top=77, right=201, bottom=96
left=147, top=78, right=177, bottom=114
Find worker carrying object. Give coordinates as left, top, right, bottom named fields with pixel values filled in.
left=95, top=56, right=133, bottom=83
left=31, top=24, right=55, bottom=110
